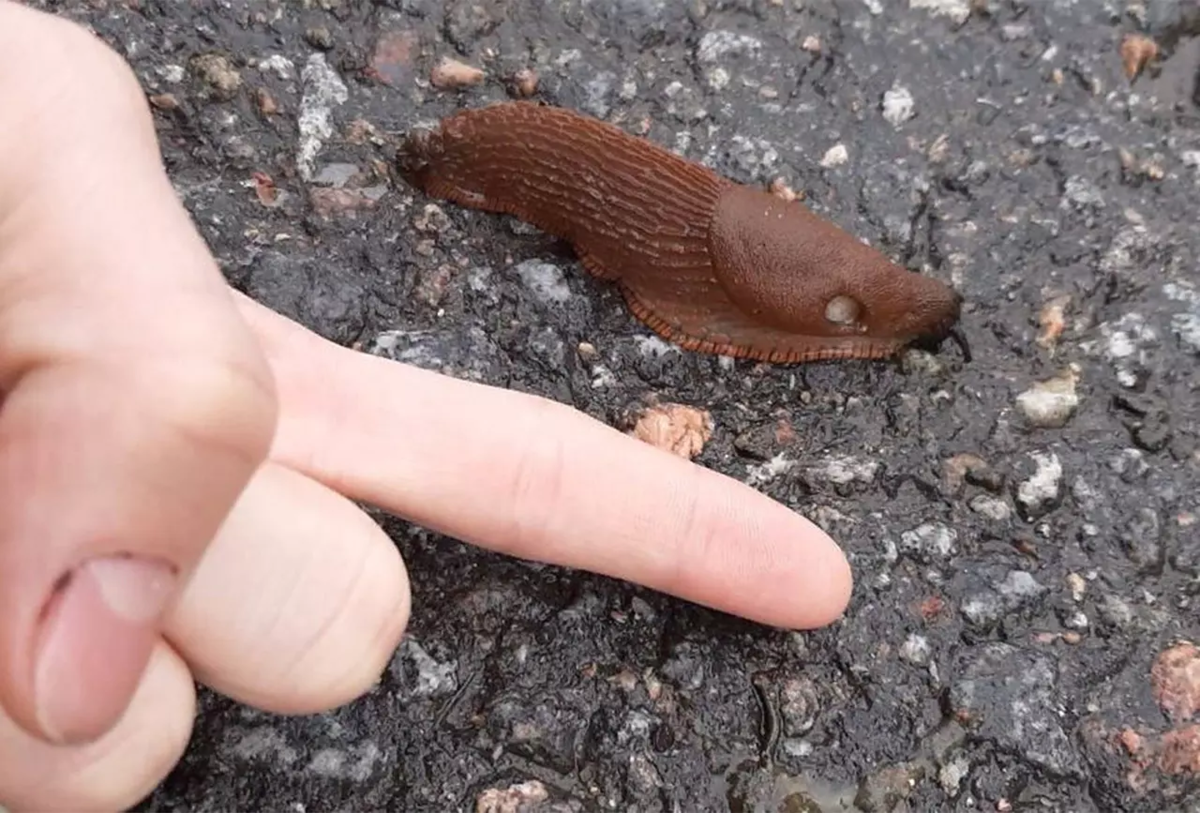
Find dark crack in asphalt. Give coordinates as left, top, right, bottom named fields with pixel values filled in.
left=23, top=0, right=1200, bottom=810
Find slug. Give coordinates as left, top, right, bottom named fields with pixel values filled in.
left=394, top=101, right=966, bottom=364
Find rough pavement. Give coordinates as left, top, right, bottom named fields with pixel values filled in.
left=26, top=0, right=1200, bottom=810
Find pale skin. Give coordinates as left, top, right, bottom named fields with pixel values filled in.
left=0, top=3, right=853, bottom=810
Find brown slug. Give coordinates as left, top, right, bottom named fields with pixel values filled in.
left=395, top=101, right=965, bottom=363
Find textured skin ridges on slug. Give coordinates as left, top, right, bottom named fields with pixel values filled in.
left=396, top=102, right=808, bottom=359
left=396, top=102, right=724, bottom=287
left=396, top=101, right=964, bottom=363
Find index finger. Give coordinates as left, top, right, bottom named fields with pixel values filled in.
left=239, top=294, right=852, bottom=630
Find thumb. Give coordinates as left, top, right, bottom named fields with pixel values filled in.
left=0, top=3, right=276, bottom=745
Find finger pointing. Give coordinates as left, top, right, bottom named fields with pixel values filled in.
left=240, top=294, right=852, bottom=630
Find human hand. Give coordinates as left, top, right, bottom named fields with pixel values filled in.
left=0, top=3, right=851, bottom=811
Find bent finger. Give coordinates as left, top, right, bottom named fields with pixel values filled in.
left=239, top=293, right=852, bottom=630
left=166, top=461, right=411, bottom=713
left=0, top=4, right=276, bottom=745
left=0, top=643, right=195, bottom=813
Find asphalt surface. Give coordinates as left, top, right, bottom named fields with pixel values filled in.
left=28, top=0, right=1200, bottom=811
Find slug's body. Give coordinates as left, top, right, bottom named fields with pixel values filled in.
left=395, top=102, right=963, bottom=363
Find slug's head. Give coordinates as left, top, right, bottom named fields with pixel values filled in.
left=818, top=268, right=965, bottom=354
left=709, top=185, right=967, bottom=361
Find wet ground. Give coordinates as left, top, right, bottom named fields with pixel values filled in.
left=29, top=0, right=1200, bottom=810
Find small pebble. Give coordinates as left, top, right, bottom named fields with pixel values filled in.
left=514, top=260, right=571, bottom=305
left=249, top=172, right=281, bottom=207
left=297, top=53, right=349, bottom=181
left=900, top=634, right=931, bottom=666
left=819, top=144, right=848, bottom=168
left=431, top=56, right=485, bottom=89
left=313, top=162, right=366, bottom=189
left=996, top=570, right=1046, bottom=604
left=1066, top=573, right=1087, bottom=602
left=928, top=133, right=951, bottom=162
left=810, top=454, right=879, bottom=486
left=969, top=494, right=1012, bottom=521
left=508, top=68, right=539, bottom=97
left=1001, top=22, right=1031, bottom=40
left=627, top=403, right=713, bottom=460
left=706, top=66, right=731, bottom=91
left=627, top=752, right=663, bottom=793
left=781, top=739, right=814, bottom=758
left=308, top=186, right=384, bottom=218
left=1098, top=594, right=1137, bottom=629
left=158, top=64, right=185, bottom=84
left=778, top=676, right=820, bottom=735
left=190, top=53, right=242, bottom=100
left=1120, top=147, right=1166, bottom=181
left=881, top=85, right=916, bottom=125
left=1063, top=611, right=1089, bottom=632
left=413, top=203, right=452, bottom=234
left=1110, top=447, right=1149, bottom=481
left=369, top=29, right=420, bottom=86
left=304, top=26, right=333, bottom=50
left=1120, top=33, right=1158, bottom=80
left=696, top=30, right=763, bottom=64
left=148, top=93, right=179, bottom=110
left=1036, top=294, right=1070, bottom=349
left=961, top=591, right=1005, bottom=627
left=255, top=87, right=279, bottom=115
left=392, top=638, right=457, bottom=698
left=1015, top=366, right=1080, bottom=428
left=475, top=780, right=549, bottom=813
left=257, top=54, right=295, bottom=81
left=608, top=669, right=639, bottom=692
left=899, top=522, right=958, bottom=562
left=942, top=453, right=1001, bottom=494
left=910, top=0, right=972, bottom=25
left=1157, top=725, right=1200, bottom=774
left=345, top=118, right=384, bottom=145
left=1016, top=451, right=1063, bottom=519
left=939, top=752, right=971, bottom=795
left=414, top=264, right=455, bottom=308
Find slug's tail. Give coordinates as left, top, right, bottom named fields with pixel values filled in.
left=392, top=102, right=727, bottom=265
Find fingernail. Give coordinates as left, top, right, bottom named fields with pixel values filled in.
left=34, top=554, right=177, bottom=744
